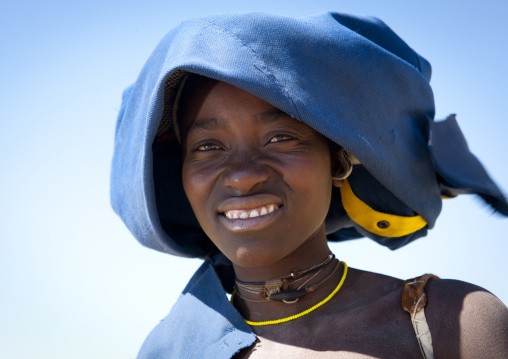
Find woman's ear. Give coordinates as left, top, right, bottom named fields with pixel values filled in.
left=331, top=176, right=345, bottom=188
left=331, top=148, right=353, bottom=188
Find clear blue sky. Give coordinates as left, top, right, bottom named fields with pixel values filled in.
left=1, top=1, right=507, bottom=358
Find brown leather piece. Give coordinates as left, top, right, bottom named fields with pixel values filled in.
left=402, top=274, right=439, bottom=314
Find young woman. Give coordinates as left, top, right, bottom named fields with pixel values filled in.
left=111, top=12, right=508, bottom=358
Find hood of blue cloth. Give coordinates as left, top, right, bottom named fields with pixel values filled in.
left=111, top=11, right=507, bottom=259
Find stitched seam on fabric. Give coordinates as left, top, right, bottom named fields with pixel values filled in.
left=142, top=82, right=167, bottom=244
left=415, top=53, right=423, bottom=73
left=199, top=19, right=300, bottom=119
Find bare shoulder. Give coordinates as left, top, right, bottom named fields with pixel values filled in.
left=425, top=278, right=508, bottom=358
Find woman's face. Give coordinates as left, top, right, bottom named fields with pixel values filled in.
left=181, top=80, right=334, bottom=268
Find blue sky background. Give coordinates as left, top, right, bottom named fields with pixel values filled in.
left=1, top=1, right=507, bottom=358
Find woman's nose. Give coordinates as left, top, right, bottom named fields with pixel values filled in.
left=221, top=154, right=270, bottom=194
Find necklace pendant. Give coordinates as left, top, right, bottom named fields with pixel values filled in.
left=268, top=289, right=307, bottom=303
left=282, top=298, right=299, bottom=304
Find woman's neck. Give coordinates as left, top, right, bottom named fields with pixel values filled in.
left=232, top=231, right=332, bottom=282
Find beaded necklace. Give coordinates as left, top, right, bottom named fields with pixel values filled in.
left=231, top=261, right=348, bottom=326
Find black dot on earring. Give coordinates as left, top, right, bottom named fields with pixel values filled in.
left=377, top=220, right=390, bottom=229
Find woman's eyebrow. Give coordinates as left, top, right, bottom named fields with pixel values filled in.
left=184, top=110, right=288, bottom=135
left=184, top=117, right=229, bottom=135
left=253, top=110, right=288, bottom=124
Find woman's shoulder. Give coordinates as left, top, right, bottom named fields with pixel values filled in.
left=342, top=268, right=508, bottom=357
left=425, top=277, right=508, bottom=358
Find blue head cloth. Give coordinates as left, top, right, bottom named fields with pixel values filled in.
left=111, top=12, right=507, bottom=259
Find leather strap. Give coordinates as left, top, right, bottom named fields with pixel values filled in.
left=402, top=274, right=439, bottom=359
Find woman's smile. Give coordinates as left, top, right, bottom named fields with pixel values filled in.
left=223, top=204, right=279, bottom=220
left=218, top=194, right=283, bottom=220
left=219, top=204, right=282, bottom=232
left=217, top=193, right=284, bottom=232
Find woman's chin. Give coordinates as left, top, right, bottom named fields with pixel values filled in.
left=228, top=247, right=288, bottom=270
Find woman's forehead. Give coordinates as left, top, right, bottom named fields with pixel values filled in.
left=181, top=77, right=276, bottom=112
left=178, top=77, right=293, bottom=135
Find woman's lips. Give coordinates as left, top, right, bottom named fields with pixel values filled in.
left=224, top=204, right=279, bottom=219
left=217, top=195, right=283, bottom=231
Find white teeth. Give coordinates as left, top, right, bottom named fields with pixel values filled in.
left=224, top=205, right=279, bottom=220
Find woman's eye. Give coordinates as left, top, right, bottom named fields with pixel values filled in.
left=196, top=143, right=221, bottom=151
left=269, top=135, right=294, bottom=143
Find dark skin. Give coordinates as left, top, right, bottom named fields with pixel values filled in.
left=180, top=78, right=508, bottom=358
